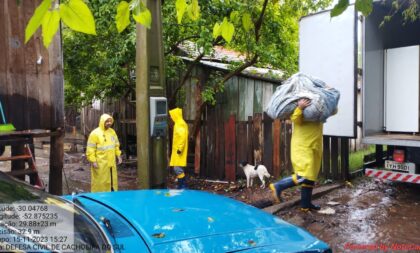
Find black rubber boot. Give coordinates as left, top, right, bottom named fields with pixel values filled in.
left=269, top=176, right=296, bottom=202
left=177, top=177, right=187, bottom=189
left=300, top=186, right=320, bottom=211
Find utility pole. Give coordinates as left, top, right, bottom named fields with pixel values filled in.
left=136, top=0, right=166, bottom=189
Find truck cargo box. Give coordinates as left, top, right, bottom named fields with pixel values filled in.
left=299, top=1, right=420, bottom=184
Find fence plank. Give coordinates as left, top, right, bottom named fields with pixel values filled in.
left=247, top=116, right=253, bottom=163
left=206, top=107, right=216, bottom=178
left=283, top=121, right=292, bottom=173
left=224, top=77, right=239, bottom=121
left=263, top=113, right=273, bottom=174
left=194, top=128, right=201, bottom=174
left=253, top=80, right=263, bottom=113
left=215, top=106, right=224, bottom=179
left=200, top=111, right=207, bottom=177
left=237, top=122, right=248, bottom=169
left=253, top=113, right=263, bottom=164
left=184, top=69, right=193, bottom=120
left=239, top=79, right=254, bottom=121
left=331, top=137, right=339, bottom=179
left=262, top=84, right=273, bottom=112
left=272, top=119, right=281, bottom=178
left=225, top=115, right=236, bottom=181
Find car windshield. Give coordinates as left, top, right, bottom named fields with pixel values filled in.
left=0, top=172, right=111, bottom=253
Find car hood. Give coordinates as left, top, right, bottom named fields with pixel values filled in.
left=69, top=189, right=329, bottom=252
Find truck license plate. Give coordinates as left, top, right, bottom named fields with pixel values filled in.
left=384, top=160, right=415, bottom=173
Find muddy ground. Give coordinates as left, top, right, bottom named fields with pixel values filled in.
left=277, top=178, right=420, bottom=252
left=1, top=144, right=420, bottom=252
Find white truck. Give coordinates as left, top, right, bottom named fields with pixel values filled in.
left=299, top=1, right=420, bottom=184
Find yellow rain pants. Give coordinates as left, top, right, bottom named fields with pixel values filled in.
left=290, top=107, right=323, bottom=181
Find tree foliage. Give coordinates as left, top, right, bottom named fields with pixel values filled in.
left=63, top=0, right=334, bottom=108
left=331, top=0, right=420, bottom=24
left=163, top=0, right=333, bottom=106
left=63, top=0, right=136, bottom=107
left=26, top=0, right=420, bottom=110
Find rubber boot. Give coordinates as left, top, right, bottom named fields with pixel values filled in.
left=269, top=176, right=296, bottom=203
left=177, top=177, right=187, bottom=189
left=300, top=186, right=320, bottom=211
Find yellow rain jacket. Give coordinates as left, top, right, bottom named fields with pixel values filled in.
left=290, top=107, right=323, bottom=181
left=86, top=114, right=122, bottom=192
left=169, top=108, right=188, bottom=167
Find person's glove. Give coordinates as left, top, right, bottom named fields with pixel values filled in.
left=177, top=150, right=181, bottom=155
left=117, top=156, right=123, bottom=165
left=92, top=162, right=98, bottom=169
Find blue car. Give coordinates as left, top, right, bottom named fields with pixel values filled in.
left=0, top=172, right=331, bottom=252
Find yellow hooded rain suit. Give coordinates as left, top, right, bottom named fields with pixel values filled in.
left=169, top=108, right=188, bottom=168
left=86, top=114, right=122, bottom=192
left=290, top=107, right=323, bottom=181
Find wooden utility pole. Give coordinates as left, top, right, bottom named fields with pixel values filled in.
left=136, top=0, right=166, bottom=189
left=136, top=16, right=151, bottom=189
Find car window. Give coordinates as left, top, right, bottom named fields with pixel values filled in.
left=0, top=172, right=111, bottom=253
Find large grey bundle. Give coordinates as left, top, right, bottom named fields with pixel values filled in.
left=265, top=73, right=340, bottom=122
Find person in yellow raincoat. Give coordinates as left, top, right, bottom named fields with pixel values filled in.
left=270, top=98, right=323, bottom=211
left=169, top=108, right=188, bottom=189
left=86, top=114, right=122, bottom=192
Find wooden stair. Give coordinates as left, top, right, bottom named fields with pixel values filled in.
left=1, top=144, right=44, bottom=189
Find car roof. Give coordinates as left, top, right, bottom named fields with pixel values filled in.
left=70, top=189, right=330, bottom=252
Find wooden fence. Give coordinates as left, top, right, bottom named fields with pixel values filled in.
left=194, top=111, right=350, bottom=181
left=79, top=100, right=350, bottom=182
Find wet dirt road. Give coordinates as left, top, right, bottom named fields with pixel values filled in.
left=277, top=178, right=420, bottom=252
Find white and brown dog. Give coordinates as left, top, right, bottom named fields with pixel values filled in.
left=239, top=161, right=271, bottom=188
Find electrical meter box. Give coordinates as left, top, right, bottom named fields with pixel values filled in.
left=150, top=97, right=167, bottom=137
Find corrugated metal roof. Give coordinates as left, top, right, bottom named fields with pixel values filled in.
left=178, top=41, right=284, bottom=82
left=180, top=56, right=284, bottom=82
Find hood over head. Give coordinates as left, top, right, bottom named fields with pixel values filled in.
left=99, top=114, right=113, bottom=130
left=169, top=108, right=183, bottom=123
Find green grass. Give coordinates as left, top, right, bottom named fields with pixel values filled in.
left=349, top=145, right=376, bottom=172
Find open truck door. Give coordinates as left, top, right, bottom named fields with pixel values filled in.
left=299, top=5, right=357, bottom=138
left=299, top=3, right=420, bottom=184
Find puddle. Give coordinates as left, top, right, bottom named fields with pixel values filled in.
left=278, top=178, right=420, bottom=252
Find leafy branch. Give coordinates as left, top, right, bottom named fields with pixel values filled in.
left=25, top=0, right=152, bottom=48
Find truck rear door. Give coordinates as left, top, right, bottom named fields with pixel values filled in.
left=299, top=5, right=357, bottom=138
